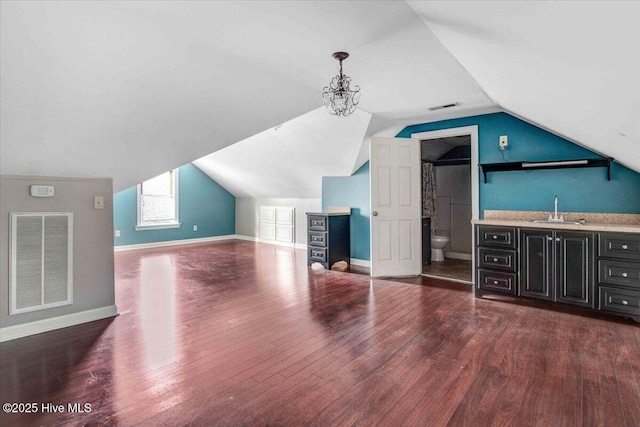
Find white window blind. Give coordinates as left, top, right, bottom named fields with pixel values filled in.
left=10, top=212, right=73, bottom=315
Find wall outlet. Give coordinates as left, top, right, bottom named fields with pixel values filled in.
left=499, top=135, right=508, bottom=150
left=94, top=196, right=104, bottom=209
left=115, top=230, right=120, bottom=237
left=193, top=225, right=198, bottom=231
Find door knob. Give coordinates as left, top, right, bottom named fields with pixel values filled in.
left=372, top=211, right=378, bottom=216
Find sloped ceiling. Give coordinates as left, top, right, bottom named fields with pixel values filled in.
left=408, top=1, right=640, bottom=173
left=1, top=1, right=638, bottom=197
left=193, top=108, right=372, bottom=198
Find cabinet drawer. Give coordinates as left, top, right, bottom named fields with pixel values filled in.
left=308, top=232, right=327, bottom=247
left=478, top=269, right=517, bottom=295
left=308, top=215, right=327, bottom=231
left=478, top=248, right=517, bottom=272
left=598, top=286, right=640, bottom=317
left=598, top=260, right=640, bottom=289
left=477, top=226, right=516, bottom=249
left=599, top=233, right=640, bottom=261
left=308, top=247, right=327, bottom=263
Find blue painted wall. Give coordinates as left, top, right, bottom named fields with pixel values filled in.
left=321, top=112, right=640, bottom=256
left=398, top=112, right=640, bottom=215
left=114, top=163, right=235, bottom=246
left=322, top=162, right=370, bottom=260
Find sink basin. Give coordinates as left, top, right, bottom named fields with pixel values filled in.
left=531, top=220, right=584, bottom=225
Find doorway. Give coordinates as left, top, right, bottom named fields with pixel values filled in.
left=412, top=126, right=479, bottom=284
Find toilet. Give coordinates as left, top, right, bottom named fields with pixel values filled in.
left=430, top=234, right=450, bottom=262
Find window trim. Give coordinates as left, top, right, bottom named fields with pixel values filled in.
left=135, top=169, right=180, bottom=231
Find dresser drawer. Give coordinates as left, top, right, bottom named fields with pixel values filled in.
left=598, top=286, right=640, bottom=317
left=308, top=247, right=327, bottom=263
left=478, top=248, right=517, bottom=272
left=478, top=269, right=517, bottom=295
left=308, top=215, right=327, bottom=232
left=477, top=226, right=516, bottom=249
left=598, top=260, right=640, bottom=289
left=599, top=233, right=640, bottom=261
left=308, top=232, right=327, bottom=247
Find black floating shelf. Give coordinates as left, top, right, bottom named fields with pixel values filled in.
left=479, top=158, right=613, bottom=183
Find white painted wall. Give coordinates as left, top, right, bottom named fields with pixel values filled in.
left=434, top=165, right=472, bottom=256
left=236, top=198, right=322, bottom=246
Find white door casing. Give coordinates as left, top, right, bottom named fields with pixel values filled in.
left=411, top=125, right=479, bottom=285
left=370, top=137, right=421, bottom=277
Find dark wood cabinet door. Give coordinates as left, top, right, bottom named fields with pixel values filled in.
left=520, top=229, right=554, bottom=301
left=556, top=231, right=595, bottom=308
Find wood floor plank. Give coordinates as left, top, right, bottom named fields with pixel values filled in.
left=1, top=240, right=638, bottom=426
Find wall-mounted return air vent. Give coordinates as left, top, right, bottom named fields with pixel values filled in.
left=428, top=102, right=460, bottom=111
left=10, top=212, right=73, bottom=315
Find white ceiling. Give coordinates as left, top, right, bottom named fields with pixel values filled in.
left=408, top=0, right=640, bottom=169
left=1, top=1, right=638, bottom=197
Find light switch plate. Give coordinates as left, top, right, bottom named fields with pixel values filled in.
left=94, top=196, right=104, bottom=209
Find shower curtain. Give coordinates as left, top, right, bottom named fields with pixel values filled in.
left=422, top=162, right=437, bottom=234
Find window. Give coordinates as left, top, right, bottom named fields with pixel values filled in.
left=136, top=169, right=180, bottom=230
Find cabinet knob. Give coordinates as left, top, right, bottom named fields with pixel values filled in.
left=622, top=300, right=628, bottom=305
left=622, top=272, right=628, bottom=278
left=493, top=235, right=498, bottom=239
left=547, top=236, right=553, bottom=241
left=493, top=258, right=498, bottom=262
left=622, top=244, right=628, bottom=250
left=556, top=237, right=561, bottom=242
left=372, top=211, right=379, bottom=216
left=493, top=281, right=499, bottom=285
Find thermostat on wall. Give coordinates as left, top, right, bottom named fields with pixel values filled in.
left=30, top=185, right=54, bottom=197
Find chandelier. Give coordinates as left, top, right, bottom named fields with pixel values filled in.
left=322, top=52, right=361, bottom=117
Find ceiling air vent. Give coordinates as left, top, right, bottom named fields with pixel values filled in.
left=428, top=102, right=460, bottom=111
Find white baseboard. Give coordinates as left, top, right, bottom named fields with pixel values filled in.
left=445, top=251, right=472, bottom=261
left=0, top=305, right=119, bottom=342
left=235, top=235, right=307, bottom=250
left=114, top=234, right=236, bottom=252
left=350, top=258, right=371, bottom=267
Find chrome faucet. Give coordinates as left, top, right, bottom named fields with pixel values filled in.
left=545, top=195, right=565, bottom=222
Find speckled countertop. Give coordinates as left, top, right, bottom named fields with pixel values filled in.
left=473, top=210, right=640, bottom=234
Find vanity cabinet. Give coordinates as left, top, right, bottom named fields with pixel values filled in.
left=475, top=223, right=640, bottom=322
left=596, top=232, right=640, bottom=321
left=520, top=229, right=595, bottom=308
left=475, top=226, right=518, bottom=296
left=306, top=213, right=350, bottom=270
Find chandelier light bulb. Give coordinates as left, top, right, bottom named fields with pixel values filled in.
left=322, top=52, right=360, bottom=117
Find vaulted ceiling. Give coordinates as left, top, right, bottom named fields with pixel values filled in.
left=1, top=1, right=638, bottom=197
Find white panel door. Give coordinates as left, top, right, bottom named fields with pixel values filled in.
left=370, top=137, right=421, bottom=277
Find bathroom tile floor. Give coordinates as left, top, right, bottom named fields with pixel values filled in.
left=422, top=258, right=473, bottom=283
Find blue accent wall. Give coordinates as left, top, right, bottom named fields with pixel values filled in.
left=321, top=112, right=640, bottom=257
left=114, top=163, right=235, bottom=246
left=322, top=162, right=370, bottom=260
left=398, top=112, right=640, bottom=215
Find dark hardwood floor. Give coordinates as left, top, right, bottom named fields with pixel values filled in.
left=1, top=240, right=639, bottom=426
left=422, top=258, right=473, bottom=283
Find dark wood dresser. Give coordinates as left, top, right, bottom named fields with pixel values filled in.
left=306, top=212, right=350, bottom=269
